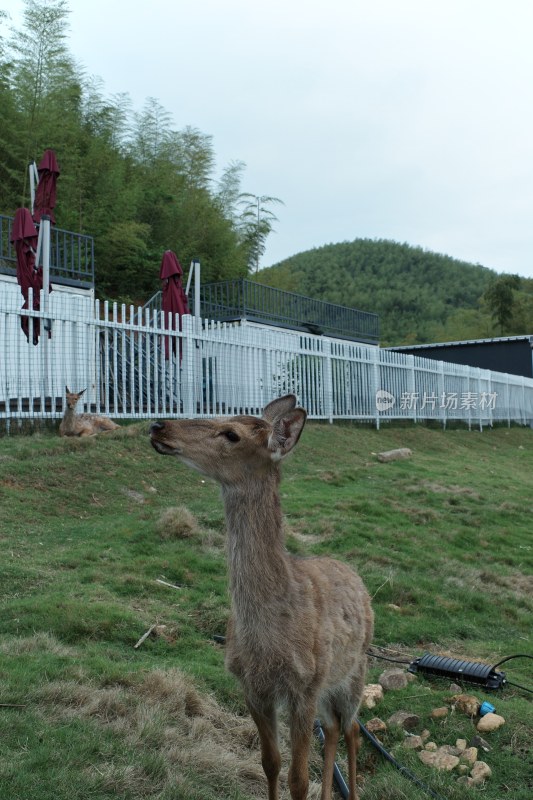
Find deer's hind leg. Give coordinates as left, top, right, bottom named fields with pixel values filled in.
left=247, top=700, right=281, bottom=800
left=320, top=711, right=341, bottom=800
left=344, top=719, right=361, bottom=800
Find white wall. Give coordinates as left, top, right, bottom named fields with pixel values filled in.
left=0, top=275, right=95, bottom=409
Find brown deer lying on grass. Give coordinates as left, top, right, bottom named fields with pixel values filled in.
left=59, top=387, right=120, bottom=437
left=150, top=395, right=373, bottom=800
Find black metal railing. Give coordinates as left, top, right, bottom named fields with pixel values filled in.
left=199, top=279, right=380, bottom=343
left=0, top=212, right=95, bottom=286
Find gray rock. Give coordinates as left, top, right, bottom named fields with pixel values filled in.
left=468, top=734, right=491, bottom=752
left=362, top=684, right=384, bottom=709
left=377, top=448, right=412, bottom=463
left=430, top=706, right=448, bottom=719
left=437, top=744, right=461, bottom=757
left=470, top=760, right=492, bottom=785
left=387, top=710, right=420, bottom=730
left=419, top=750, right=459, bottom=771
left=364, top=717, right=387, bottom=734
left=378, top=668, right=409, bottom=691
left=448, top=693, right=479, bottom=716
left=460, top=746, right=478, bottom=766
left=403, top=735, right=424, bottom=750
left=477, top=712, right=505, bottom=733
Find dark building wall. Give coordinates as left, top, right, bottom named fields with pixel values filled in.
left=391, top=338, right=533, bottom=378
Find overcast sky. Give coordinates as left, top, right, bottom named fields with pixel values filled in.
left=3, top=0, right=533, bottom=277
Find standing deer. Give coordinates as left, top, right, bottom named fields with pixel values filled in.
left=59, top=387, right=120, bottom=437
left=150, top=395, right=373, bottom=800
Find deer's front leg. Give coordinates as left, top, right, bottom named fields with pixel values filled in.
left=287, top=700, right=315, bottom=800
left=247, top=700, right=281, bottom=800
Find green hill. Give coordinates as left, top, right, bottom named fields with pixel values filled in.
left=257, top=239, right=499, bottom=345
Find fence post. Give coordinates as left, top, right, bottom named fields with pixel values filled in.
left=408, top=354, right=417, bottom=424
left=323, top=337, right=334, bottom=423
left=94, top=299, right=103, bottom=414
left=506, top=374, right=511, bottom=427
left=437, top=360, right=446, bottom=429
left=372, top=346, right=380, bottom=429
left=182, top=314, right=195, bottom=416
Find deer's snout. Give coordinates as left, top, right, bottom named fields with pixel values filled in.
left=150, top=420, right=183, bottom=457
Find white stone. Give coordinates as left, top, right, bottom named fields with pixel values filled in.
left=460, top=747, right=478, bottom=766
left=470, top=760, right=492, bottom=785
left=477, top=713, right=505, bottom=733
left=362, top=684, right=384, bottom=709
left=403, top=735, right=424, bottom=750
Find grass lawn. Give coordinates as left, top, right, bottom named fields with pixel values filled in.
left=0, top=420, right=532, bottom=799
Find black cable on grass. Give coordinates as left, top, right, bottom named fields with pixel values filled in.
left=367, top=650, right=412, bottom=665
left=491, top=653, right=533, bottom=670
left=490, top=654, right=533, bottom=695
left=313, top=721, right=349, bottom=799
left=314, top=719, right=449, bottom=800
left=358, top=719, right=449, bottom=800
left=505, top=680, right=533, bottom=695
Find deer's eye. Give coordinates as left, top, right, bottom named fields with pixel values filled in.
left=223, top=430, right=240, bottom=443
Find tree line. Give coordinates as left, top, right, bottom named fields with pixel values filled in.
left=257, top=239, right=533, bottom=346
left=0, top=0, right=280, bottom=302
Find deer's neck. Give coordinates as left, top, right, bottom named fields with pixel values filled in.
left=62, top=407, right=77, bottom=430
left=221, top=470, right=291, bottom=624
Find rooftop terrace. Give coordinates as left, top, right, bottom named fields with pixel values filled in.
left=0, top=212, right=94, bottom=288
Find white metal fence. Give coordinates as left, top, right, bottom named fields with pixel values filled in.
left=2, top=288, right=533, bottom=431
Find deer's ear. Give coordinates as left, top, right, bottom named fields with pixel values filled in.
left=268, top=408, right=306, bottom=460
left=65, top=386, right=70, bottom=393
left=263, top=394, right=297, bottom=422
left=79, top=388, right=86, bottom=396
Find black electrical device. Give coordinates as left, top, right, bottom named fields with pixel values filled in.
left=408, top=653, right=506, bottom=690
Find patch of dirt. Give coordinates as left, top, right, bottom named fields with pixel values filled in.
left=0, top=477, right=23, bottom=489
left=478, top=570, right=533, bottom=599
left=445, top=567, right=533, bottom=604
left=0, top=632, right=76, bottom=657
left=284, top=520, right=331, bottom=545
left=121, top=487, right=146, bottom=504
left=408, top=481, right=481, bottom=500
left=385, top=499, right=440, bottom=525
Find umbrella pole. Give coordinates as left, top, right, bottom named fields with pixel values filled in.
left=28, top=161, right=38, bottom=216
left=34, top=223, right=43, bottom=269
left=41, top=216, right=51, bottom=407
left=185, top=259, right=201, bottom=316
left=185, top=261, right=194, bottom=298
left=193, top=259, right=201, bottom=318
left=41, top=216, right=51, bottom=329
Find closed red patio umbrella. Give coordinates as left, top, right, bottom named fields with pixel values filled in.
left=160, top=250, right=190, bottom=359
left=10, top=207, right=51, bottom=344
left=33, top=149, right=60, bottom=224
